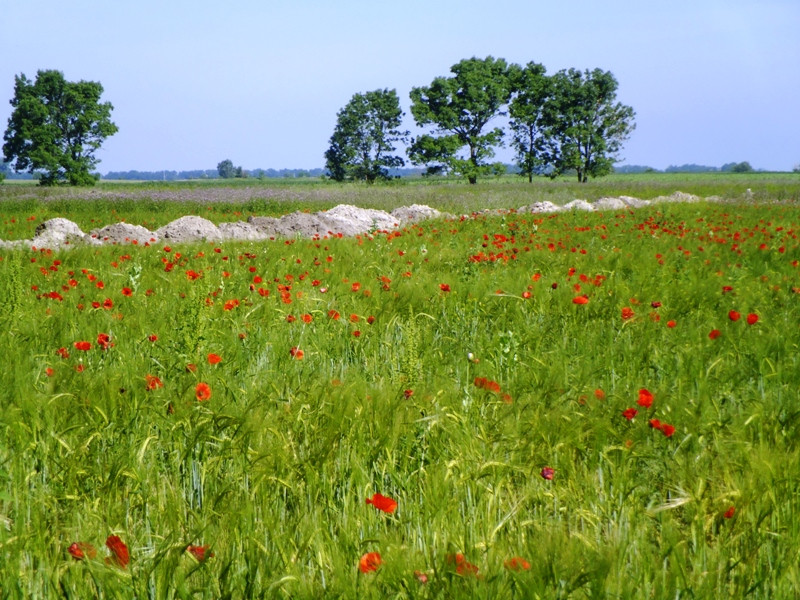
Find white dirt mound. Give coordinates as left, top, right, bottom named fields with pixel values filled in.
left=519, top=201, right=563, bottom=214
left=156, top=216, right=222, bottom=242
left=324, top=204, right=398, bottom=233
left=594, top=197, right=628, bottom=210
left=32, top=218, right=95, bottom=248
left=0, top=195, right=720, bottom=250
left=90, top=223, right=158, bottom=245
left=391, top=204, right=449, bottom=223
left=563, top=199, right=596, bottom=211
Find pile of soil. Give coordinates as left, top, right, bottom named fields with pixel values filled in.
left=0, top=193, right=704, bottom=250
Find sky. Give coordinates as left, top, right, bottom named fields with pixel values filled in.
left=2, top=0, right=798, bottom=173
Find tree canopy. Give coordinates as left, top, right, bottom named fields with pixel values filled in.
left=324, top=89, right=408, bottom=183
left=538, top=68, right=635, bottom=182
left=508, top=61, right=550, bottom=182
left=2, top=70, right=118, bottom=185
left=217, top=159, right=245, bottom=178
left=409, top=56, right=513, bottom=184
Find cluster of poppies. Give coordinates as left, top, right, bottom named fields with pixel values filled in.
left=68, top=535, right=212, bottom=567
left=360, top=493, right=531, bottom=579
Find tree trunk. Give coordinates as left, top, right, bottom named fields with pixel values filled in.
left=468, top=175, right=477, bottom=185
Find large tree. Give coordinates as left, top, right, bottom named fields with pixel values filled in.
left=324, top=89, right=408, bottom=183
left=508, top=61, right=550, bottom=182
left=3, top=70, right=118, bottom=185
left=409, top=56, right=513, bottom=184
left=539, top=68, right=635, bottom=183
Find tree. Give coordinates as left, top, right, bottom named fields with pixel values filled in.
left=324, top=89, right=408, bottom=183
left=3, top=70, right=118, bottom=185
left=539, top=68, right=635, bottom=183
left=217, top=159, right=235, bottom=178
left=508, top=61, right=549, bottom=182
left=409, top=56, right=513, bottom=184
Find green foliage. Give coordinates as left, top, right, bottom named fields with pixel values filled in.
left=2, top=70, right=118, bottom=186
left=539, top=68, right=636, bottom=183
left=409, top=56, right=513, bottom=184
left=217, top=159, right=235, bottom=179
left=324, top=89, right=408, bottom=183
left=508, top=62, right=550, bottom=182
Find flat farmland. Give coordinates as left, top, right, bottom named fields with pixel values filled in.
left=1, top=175, right=799, bottom=598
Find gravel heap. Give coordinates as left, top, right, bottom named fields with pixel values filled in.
left=0, top=193, right=704, bottom=250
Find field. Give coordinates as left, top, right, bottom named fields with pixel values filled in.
left=1, top=174, right=800, bottom=598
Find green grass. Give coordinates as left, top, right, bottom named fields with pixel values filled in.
left=1, top=181, right=800, bottom=598
left=2, top=172, right=799, bottom=241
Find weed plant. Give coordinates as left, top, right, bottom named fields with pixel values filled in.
left=0, top=192, right=800, bottom=598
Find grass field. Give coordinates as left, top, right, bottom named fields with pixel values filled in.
left=1, top=175, right=800, bottom=598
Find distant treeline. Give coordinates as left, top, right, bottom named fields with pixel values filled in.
left=616, top=162, right=762, bottom=174
left=1, top=161, right=774, bottom=181
left=102, top=168, right=330, bottom=181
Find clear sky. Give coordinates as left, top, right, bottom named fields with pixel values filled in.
left=2, top=0, right=798, bottom=173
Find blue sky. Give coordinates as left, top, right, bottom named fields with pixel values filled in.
left=2, top=0, right=798, bottom=172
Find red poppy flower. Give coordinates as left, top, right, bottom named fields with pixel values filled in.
left=102, top=298, right=113, bottom=309
left=289, top=347, right=304, bottom=360
left=648, top=418, right=662, bottom=430
left=121, top=287, right=133, bottom=297
left=651, top=301, right=662, bottom=308
left=145, top=374, right=163, bottom=390
left=709, top=329, right=721, bottom=340
left=622, top=407, right=638, bottom=421
left=301, top=313, right=313, bottom=323
left=594, top=389, right=606, bottom=400
left=572, top=295, right=589, bottom=304
left=540, top=466, right=554, bottom=480
left=68, top=542, right=97, bottom=561
left=366, top=493, right=398, bottom=514
left=74, top=341, right=92, bottom=351
left=447, top=553, right=479, bottom=577
left=439, top=283, right=451, bottom=292
left=724, top=505, right=736, bottom=519
left=746, top=313, right=759, bottom=325
left=359, top=552, right=382, bottom=573
left=504, top=556, right=531, bottom=571
left=403, top=389, right=413, bottom=399
left=97, top=333, right=112, bottom=351
left=522, top=291, right=532, bottom=299
left=328, top=310, right=340, bottom=320
left=195, top=382, right=212, bottom=402
left=186, top=544, right=214, bottom=562
left=351, top=282, right=361, bottom=292
left=621, top=307, right=635, bottom=320
left=148, top=334, right=158, bottom=342
left=286, top=314, right=297, bottom=323
left=45, top=367, right=54, bottom=377
left=660, top=423, right=676, bottom=437
left=637, top=388, right=654, bottom=408
left=728, top=310, right=741, bottom=322
left=667, top=320, right=677, bottom=328
left=56, top=347, right=70, bottom=359
left=207, top=353, right=222, bottom=365
left=414, top=570, right=429, bottom=584
left=105, top=535, right=129, bottom=569
left=722, top=286, right=734, bottom=293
